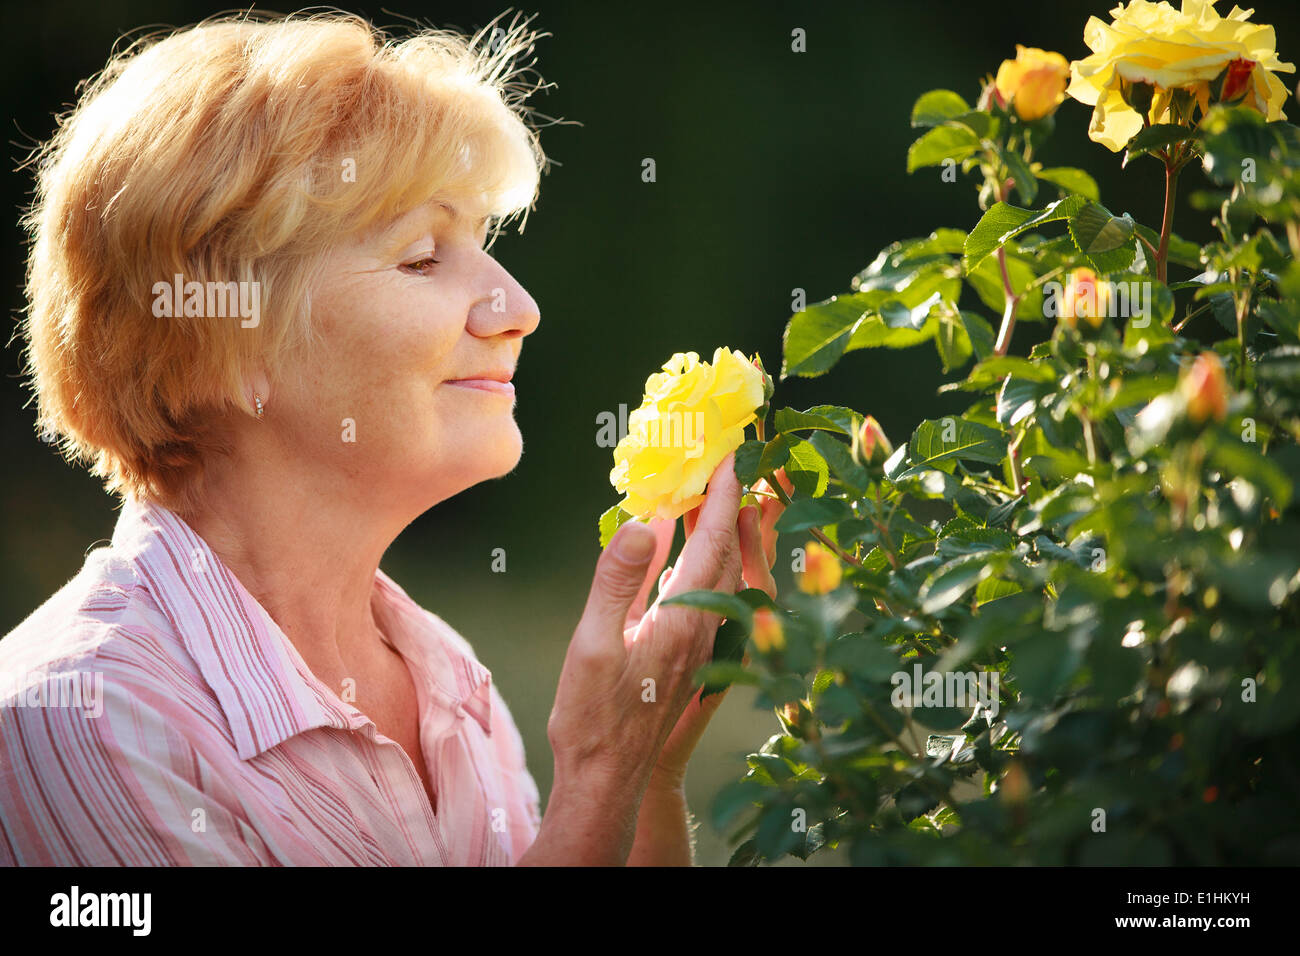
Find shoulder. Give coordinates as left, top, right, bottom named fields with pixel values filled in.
left=1, top=546, right=200, bottom=715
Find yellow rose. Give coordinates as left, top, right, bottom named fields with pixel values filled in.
left=610, top=347, right=766, bottom=521
left=995, top=46, right=1071, bottom=121
left=1068, top=0, right=1296, bottom=151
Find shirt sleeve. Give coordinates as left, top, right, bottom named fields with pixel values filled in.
left=0, top=672, right=274, bottom=866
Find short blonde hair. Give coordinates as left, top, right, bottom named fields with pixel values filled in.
left=20, top=10, right=549, bottom=511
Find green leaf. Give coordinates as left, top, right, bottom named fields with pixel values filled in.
left=773, top=406, right=859, bottom=436
left=661, top=589, right=754, bottom=624
left=907, top=124, right=981, bottom=173
left=920, top=553, right=1003, bottom=614
left=785, top=436, right=830, bottom=497
left=781, top=294, right=873, bottom=379
left=963, top=196, right=1086, bottom=272
left=1069, top=202, right=1134, bottom=255
left=1034, top=166, right=1100, bottom=201
left=1000, top=146, right=1037, bottom=205
left=598, top=505, right=634, bottom=549
left=775, top=497, right=854, bottom=533
left=1123, top=123, right=1196, bottom=163
left=809, top=431, right=870, bottom=491
left=734, top=440, right=767, bottom=486
left=996, top=374, right=1045, bottom=426
left=903, top=417, right=1009, bottom=473
left=911, top=89, right=971, bottom=127
left=736, top=436, right=790, bottom=485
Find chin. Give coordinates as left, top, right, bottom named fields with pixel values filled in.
left=463, top=420, right=524, bottom=482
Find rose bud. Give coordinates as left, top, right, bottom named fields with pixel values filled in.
left=751, top=608, right=785, bottom=653
left=994, top=46, right=1070, bottom=121
left=798, top=540, right=843, bottom=595
left=855, top=415, right=894, bottom=466
left=1181, top=352, right=1229, bottom=423
left=1060, top=267, right=1108, bottom=331
left=1219, top=57, right=1256, bottom=103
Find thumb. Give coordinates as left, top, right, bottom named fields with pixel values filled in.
left=575, top=521, right=659, bottom=658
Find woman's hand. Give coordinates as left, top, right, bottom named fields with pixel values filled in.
left=521, top=453, right=747, bottom=865
left=632, top=469, right=792, bottom=789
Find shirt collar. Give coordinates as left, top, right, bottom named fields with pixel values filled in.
left=111, top=497, right=493, bottom=760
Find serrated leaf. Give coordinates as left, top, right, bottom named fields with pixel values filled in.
left=1123, top=123, right=1196, bottom=163
left=785, top=436, right=830, bottom=497
left=964, top=196, right=1087, bottom=272
left=911, top=89, right=971, bottom=127
left=1034, top=166, right=1100, bottom=201
left=1069, top=202, right=1135, bottom=255
left=775, top=497, right=854, bottom=533
left=598, top=505, right=634, bottom=549
left=907, top=124, right=981, bottom=173
left=905, top=418, right=1009, bottom=473
left=781, top=294, right=873, bottom=379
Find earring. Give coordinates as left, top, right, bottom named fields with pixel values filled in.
left=254, top=393, right=264, bottom=419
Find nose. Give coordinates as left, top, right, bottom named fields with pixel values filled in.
left=468, top=255, right=540, bottom=340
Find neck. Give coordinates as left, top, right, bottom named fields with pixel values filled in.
left=176, top=445, right=411, bottom=680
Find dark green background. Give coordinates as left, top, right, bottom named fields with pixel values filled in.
left=5, top=0, right=1299, bottom=864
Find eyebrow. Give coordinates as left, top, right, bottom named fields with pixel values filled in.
left=435, top=200, right=492, bottom=229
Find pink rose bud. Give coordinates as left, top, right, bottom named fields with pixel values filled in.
left=856, top=415, right=894, bottom=466
left=1181, top=352, right=1229, bottom=423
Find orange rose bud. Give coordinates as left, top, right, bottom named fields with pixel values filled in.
left=799, top=540, right=843, bottom=595
left=751, top=608, right=785, bottom=653
left=1220, top=57, right=1255, bottom=102
left=1181, top=352, right=1229, bottom=423
left=1060, top=267, right=1108, bottom=330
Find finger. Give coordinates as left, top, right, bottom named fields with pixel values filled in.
left=683, top=504, right=699, bottom=540
left=756, top=468, right=793, bottom=568
left=574, top=521, right=659, bottom=664
left=625, top=517, right=677, bottom=632
left=661, top=452, right=742, bottom=597
left=738, top=504, right=777, bottom=598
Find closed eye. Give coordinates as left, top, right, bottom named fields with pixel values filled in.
left=400, top=256, right=441, bottom=276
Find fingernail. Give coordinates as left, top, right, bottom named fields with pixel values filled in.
left=616, top=523, right=656, bottom=562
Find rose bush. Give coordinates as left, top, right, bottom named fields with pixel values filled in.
left=599, top=0, right=1300, bottom=865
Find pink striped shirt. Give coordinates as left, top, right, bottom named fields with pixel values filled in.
left=0, top=496, right=542, bottom=865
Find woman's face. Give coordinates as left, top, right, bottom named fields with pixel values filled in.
left=276, top=196, right=540, bottom=511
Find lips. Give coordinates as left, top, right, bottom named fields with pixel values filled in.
left=445, top=369, right=515, bottom=397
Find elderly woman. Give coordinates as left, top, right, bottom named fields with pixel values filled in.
left=0, top=12, right=788, bottom=866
